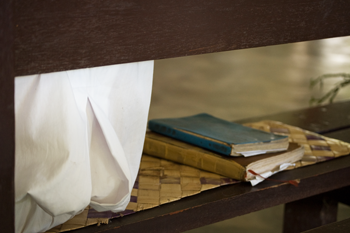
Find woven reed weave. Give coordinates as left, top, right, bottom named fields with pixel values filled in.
left=47, top=121, right=350, bottom=232
left=244, top=121, right=350, bottom=168
left=46, top=156, right=239, bottom=232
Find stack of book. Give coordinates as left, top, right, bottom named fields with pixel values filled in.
left=143, top=113, right=305, bottom=185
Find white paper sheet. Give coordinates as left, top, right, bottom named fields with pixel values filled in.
left=249, top=163, right=295, bottom=186
left=15, top=61, right=154, bottom=233
left=241, top=148, right=287, bottom=157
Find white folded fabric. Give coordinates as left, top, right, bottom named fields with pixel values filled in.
left=15, top=61, right=154, bottom=233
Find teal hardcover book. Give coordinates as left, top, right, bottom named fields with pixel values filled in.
left=148, top=113, right=289, bottom=156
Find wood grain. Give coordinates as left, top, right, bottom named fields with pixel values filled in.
left=15, top=0, right=350, bottom=76
left=237, top=100, right=350, bottom=135
left=302, top=218, right=350, bottom=233
left=283, top=194, right=338, bottom=233
left=0, top=0, right=15, bottom=232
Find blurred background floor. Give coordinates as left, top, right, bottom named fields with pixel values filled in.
left=149, top=36, right=350, bottom=121
left=148, top=36, right=350, bottom=232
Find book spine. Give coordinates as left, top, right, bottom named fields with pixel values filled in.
left=143, top=136, right=245, bottom=180
left=148, top=121, right=232, bottom=156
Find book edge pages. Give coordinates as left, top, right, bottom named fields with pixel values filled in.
left=176, top=128, right=289, bottom=156
left=244, top=145, right=304, bottom=181
left=143, top=132, right=247, bottom=180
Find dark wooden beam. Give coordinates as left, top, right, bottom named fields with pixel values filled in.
left=302, top=218, right=350, bottom=233
left=329, top=186, right=350, bottom=207
left=283, top=193, right=338, bottom=233
left=0, top=0, right=15, bottom=232
left=237, top=100, right=350, bottom=135
left=15, top=0, right=350, bottom=76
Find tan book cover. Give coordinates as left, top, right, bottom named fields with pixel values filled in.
left=143, top=131, right=304, bottom=181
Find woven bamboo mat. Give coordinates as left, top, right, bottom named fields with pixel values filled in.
left=46, top=156, right=239, bottom=232
left=244, top=120, right=350, bottom=168
left=46, top=121, right=350, bottom=232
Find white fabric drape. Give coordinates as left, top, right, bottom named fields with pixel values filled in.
left=15, top=61, right=154, bottom=233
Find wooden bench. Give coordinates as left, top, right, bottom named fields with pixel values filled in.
left=1, top=1, right=350, bottom=232
left=71, top=101, right=350, bottom=233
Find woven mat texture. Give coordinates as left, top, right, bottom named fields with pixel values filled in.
left=46, top=156, right=239, bottom=232
left=46, top=121, right=350, bottom=232
left=244, top=121, right=350, bottom=168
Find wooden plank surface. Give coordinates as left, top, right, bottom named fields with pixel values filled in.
left=330, top=186, right=350, bottom=207
left=238, top=100, right=350, bottom=134
left=72, top=102, right=350, bottom=233
left=15, top=0, right=350, bottom=76
left=0, top=0, right=15, bottom=232
left=283, top=193, right=338, bottom=233
left=73, top=153, right=350, bottom=233
left=302, top=218, right=350, bottom=233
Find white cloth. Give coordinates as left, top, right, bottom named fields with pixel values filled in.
left=15, top=61, right=154, bottom=233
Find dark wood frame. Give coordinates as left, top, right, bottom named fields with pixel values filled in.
left=14, top=0, right=350, bottom=76
left=1, top=1, right=350, bottom=232
left=0, top=0, right=15, bottom=232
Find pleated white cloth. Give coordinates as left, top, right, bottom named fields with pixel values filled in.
left=15, top=61, right=154, bottom=233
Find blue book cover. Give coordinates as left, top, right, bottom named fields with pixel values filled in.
left=148, top=113, right=289, bottom=156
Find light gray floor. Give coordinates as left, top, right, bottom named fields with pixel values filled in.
left=149, top=36, right=350, bottom=232
left=149, top=37, right=350, bottom=122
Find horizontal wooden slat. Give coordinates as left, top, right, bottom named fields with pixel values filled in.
left=15, top=0, right=350, bottom=76
left=237, top=100, right=350, bottom=135
left=302, top=218, right=350, bottom=233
